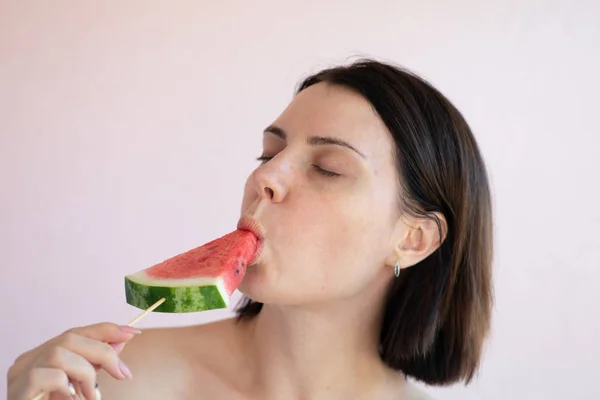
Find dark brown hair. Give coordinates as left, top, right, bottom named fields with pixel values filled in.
left=236, top=58, right=494, bottom=386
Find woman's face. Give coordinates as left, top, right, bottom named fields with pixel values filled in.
left=239, top=82, right=404, bottom=306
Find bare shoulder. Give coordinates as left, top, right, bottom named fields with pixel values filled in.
left=97, top=318, right=240, bottom=400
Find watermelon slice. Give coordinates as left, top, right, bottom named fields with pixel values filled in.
left=124, top=229, right=260, bottom=313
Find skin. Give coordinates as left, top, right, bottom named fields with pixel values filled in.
left=8, top=82, right=445, bottom=400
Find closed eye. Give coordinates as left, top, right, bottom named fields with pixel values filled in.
left=256, top=156, right=272, bottom=165
left=311, top=165, right=340, bottom=177
left=255, top=156, right=341, bottom=177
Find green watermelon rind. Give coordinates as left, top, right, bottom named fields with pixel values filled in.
left=124, top=276, right=228, bottom=313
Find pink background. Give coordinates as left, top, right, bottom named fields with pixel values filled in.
left=1, top=1, right=599, bottom=399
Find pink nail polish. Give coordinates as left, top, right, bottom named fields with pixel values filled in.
left=118, top=325, right=142, bottom=335
left=119, top=360, right=133, bottom=380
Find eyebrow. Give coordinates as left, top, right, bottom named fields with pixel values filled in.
left=263, top=125, right=367, bottom=159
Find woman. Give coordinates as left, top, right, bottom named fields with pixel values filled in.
left=8, top=59, right=493, bottom=400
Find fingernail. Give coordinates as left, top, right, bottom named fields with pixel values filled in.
left=118, top=325, right=142, bottom=335
left=119, top=360, right=133, bottom=380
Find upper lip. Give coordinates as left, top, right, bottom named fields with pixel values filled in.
left=237, top=215, right=266, bottom=241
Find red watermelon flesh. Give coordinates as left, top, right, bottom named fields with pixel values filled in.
left=125, top=229, right=259, bottom=313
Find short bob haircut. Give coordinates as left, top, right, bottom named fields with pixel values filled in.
left=236, top=58, right=494, bottom=386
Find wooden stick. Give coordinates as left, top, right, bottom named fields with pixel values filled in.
left=30, top=297, right=166, bottom=400
left=127, top=297, right=166, bottom=326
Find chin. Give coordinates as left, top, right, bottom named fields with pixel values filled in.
left=237, top=263, right=269, bottom=301
left=237, top=263, right=295, bottom=306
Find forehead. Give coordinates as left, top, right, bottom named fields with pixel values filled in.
left=271, top=82, right=394, bottom=161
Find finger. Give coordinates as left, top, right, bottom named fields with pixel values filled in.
left=91, top=342, right=125, bottom=376
left=11, top=323, right=140, bottom=378
left=66, top=322, right=141, bottom=344
left=72, top=382, right=101, bottom=400
left=71, top=381, right=101, bottom=400
left=26, top=367, right=76, bottom=399
left=36, top=346, right=98, bottom=400
left=110, top=341, right=127, bottom=355
left=54, top=332, right=131, bottom=381
left=91, top=342, right=127, bottom=372
left=71, top=380, right=84, bottom=399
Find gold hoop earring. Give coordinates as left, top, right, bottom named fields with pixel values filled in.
left=394, top=259, right=401, bottom=278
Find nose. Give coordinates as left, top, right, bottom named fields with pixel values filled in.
left=252, top=162, right=289, bottom=203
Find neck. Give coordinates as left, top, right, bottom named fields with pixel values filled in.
left=244, top=281, right=405, bottom=399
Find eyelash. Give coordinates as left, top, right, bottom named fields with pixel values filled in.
left=256, top=156, right=341, bottom=178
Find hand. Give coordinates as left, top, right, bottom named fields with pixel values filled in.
left=7, top=322, right=141, bottom=400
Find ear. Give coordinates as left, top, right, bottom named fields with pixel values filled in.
left=385, top=212, right=447, bottom=271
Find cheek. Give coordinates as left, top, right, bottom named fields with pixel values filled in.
left=238, top=196, right=392, bottom=303
left=317, top=192, right=394, bottom=274
left=286, top=199, right=382, bottom=279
